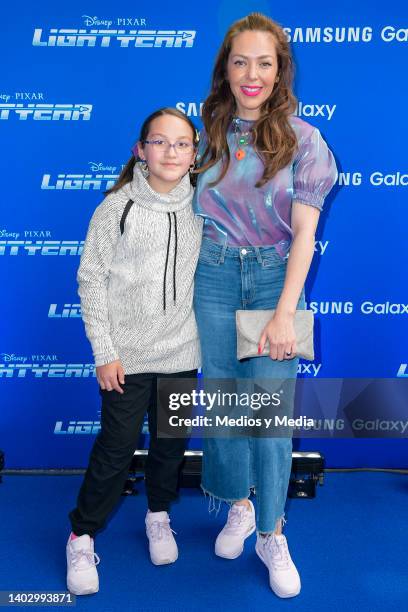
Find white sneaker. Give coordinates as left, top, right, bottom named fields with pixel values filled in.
left=145, top=511, right=178, bottom=565
left=66, top=534, right=100, bottom=595
left=215, top=500, right=256, bottom=559
left=255, top=533, right=301, bottom=598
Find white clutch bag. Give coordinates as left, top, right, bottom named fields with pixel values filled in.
left=236, top=309, right=314, bottom=361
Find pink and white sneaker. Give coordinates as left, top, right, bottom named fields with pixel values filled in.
left=66, top=534, right=100, bottom=595
left=145, top=511, right=178, bottom=565
left=255, top=532, right=301, bottom=598
left=215, top=500, right=256, bottom=559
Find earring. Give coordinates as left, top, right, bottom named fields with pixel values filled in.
left=139, top=160, right=149, bottom=178
left=189, top=163, right=195, bottom=173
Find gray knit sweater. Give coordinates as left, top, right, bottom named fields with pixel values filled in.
left=77, top=163, right=203, bottom=374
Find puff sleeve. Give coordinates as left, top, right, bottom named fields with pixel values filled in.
left=293, top=127, right=338, bottom=211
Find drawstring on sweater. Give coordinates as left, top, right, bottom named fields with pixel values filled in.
left=163, top=212, right=178, bottom=311
left=173, top=213, right=178, bottom=304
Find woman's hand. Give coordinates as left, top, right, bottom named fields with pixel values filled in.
left=258, top=311, right=297, bottom=361
left=96, top=360, right=125, bottom=393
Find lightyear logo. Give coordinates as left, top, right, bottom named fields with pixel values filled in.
left=33, top=28, right=196, bottom=48
left=54, top=421, right=101, bottom=434
left=0, top=241, right=84, bottom=256
left=397, top=364, right=408, bottom=377
left=42, top=162, right=122, bottom=190
left=41, top=173, right=118, bottom=191
left=48, top=304, right=82, bottom=318
left=0, top=104, right=92, bottom=121
left=0, top=364, right=96, bottom=378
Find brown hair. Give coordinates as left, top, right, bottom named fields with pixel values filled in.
left=105, top=107, right=199, bottom=195
left=195, top=13, right=297, bottom=188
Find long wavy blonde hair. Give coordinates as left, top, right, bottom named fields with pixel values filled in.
left=195, top=13, right=297, bottom=188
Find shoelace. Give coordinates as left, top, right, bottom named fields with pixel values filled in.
left=146, top=519, right=177, bottom=543
left=263, top=534, right=291, bottom=570
left=70, top=548, right=100, bottom=572
left=223, top=505, right=249, bottom=535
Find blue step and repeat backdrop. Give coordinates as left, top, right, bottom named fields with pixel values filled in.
left=1, top=1, right=407, bottom=468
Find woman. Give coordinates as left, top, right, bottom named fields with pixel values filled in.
left=193, top=13, right=337, bottom=598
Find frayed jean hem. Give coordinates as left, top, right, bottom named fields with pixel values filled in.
left=201, top=484, right=287, bottom=533
left=200, top=484, right=250, bottom=516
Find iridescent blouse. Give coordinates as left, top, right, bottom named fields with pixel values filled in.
left=193, top=116, right=338, bottom=257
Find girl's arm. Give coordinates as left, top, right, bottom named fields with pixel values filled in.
left=77, top=196, right=122, bottom=369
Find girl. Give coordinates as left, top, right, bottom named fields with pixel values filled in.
left=66, top=108, right=202, bottom=595
left=193, top=14, right=337, bottom=598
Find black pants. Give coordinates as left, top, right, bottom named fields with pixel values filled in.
left=69, top=370, right=197, bottom=538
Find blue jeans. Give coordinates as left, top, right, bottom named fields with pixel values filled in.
left=193, top=238, right=306, bottom=533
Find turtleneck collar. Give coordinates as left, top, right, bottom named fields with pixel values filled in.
left=121, top=162, right=193, bottom=213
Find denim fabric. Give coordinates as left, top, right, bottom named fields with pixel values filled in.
left=193, top=238, right=306, bottom=533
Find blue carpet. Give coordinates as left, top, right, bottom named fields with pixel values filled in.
left=0, top=472, right=406, bottom=611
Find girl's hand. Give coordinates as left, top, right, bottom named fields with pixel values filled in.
left=96, top=360, right=125, bottom=393
left=258, top=312, right=297, bottom=361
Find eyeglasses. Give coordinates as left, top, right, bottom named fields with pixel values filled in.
left=143, top=139, right=195, bottom=154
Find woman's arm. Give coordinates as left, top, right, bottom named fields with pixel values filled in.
left=276, top=202, right=320, bottom=315
left=259, top=124, right=337, bottom=360
left=258, top=202, right=320, bottom=360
